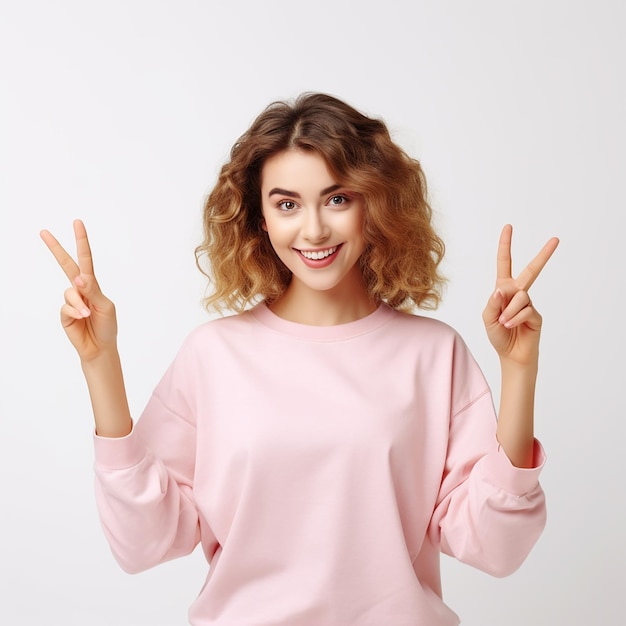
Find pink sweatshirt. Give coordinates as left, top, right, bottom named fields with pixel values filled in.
left=93, top=303, right=546, bottom=625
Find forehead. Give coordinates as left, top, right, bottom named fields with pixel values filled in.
left=261, top=149, right=336, bottom=190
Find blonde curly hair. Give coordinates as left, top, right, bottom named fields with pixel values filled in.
left=195, top=92, right=445, bottom=313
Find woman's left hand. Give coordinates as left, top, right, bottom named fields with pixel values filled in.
left=482, top=224, right=559, bottom=367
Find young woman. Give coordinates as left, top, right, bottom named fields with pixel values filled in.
left=41, top=93, right=559, bottom=625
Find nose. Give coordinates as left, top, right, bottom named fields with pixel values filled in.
left=302, top=208, right=329, bottom=243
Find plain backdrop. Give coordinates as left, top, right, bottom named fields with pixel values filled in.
left=1, top=1, right=624, bottom=624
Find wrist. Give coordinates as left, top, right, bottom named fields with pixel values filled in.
left=80, top=346, right=121, bottom=370
left=79, top=347, right=132, bottom=439
left=499, top=354, right=539, bottom=378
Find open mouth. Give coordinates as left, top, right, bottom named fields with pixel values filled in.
left=297, top=245, right=340, bottom=260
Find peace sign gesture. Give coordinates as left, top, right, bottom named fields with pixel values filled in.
left=40, top=220, right=118, bottom=363
left=483, top=224, right=559, bottom=367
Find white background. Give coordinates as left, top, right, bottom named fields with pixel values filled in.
left=1, top=1, right=624, bottom=624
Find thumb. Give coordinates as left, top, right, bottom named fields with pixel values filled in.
left=482, top=289, right=504, bottom=326
left=74, top=273, right=112, bottom=310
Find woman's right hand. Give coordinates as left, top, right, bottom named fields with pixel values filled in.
left=40, top=220, right=118, bottom=362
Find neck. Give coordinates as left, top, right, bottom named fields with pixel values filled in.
left=268, top=273, right=377, bottom=326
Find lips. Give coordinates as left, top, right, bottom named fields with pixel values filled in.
left=295, top=244, right=342, bottom=268
left=298, top=245, right=339, bottom=260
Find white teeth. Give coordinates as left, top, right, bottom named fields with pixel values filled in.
left=300, top=246, right=338, bottom=260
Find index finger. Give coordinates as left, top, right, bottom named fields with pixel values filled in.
left=496, top=224, right=514, bottom=281
left=516, top=236, right=560, bottom=291
left=40, top=228, right=80, bottom=284
left=39, top=219, right=95, bottom=284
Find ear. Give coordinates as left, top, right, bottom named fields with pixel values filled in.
left=261, top=218, right=268, bottom=232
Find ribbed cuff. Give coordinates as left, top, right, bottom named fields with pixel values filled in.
left=479, top=439, right=546, bottom=496
left=93, top=423, right=147, bottom=470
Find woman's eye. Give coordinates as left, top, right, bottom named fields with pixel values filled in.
left=278, top=200, right=297, bottom=211
left=328, top=195, right=348, bottom=206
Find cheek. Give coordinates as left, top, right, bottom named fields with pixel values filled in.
left=262, top=218, right=291, bottom=253
left=347, top=209, right=366, bottom=239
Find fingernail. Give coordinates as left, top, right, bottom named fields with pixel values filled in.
left=81, top=307, right=91, bottom=317
left=75, top=275, right=85, bottom=288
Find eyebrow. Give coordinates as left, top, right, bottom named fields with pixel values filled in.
left=268, top=184, right=342, bottom=198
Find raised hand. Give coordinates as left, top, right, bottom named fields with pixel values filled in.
left=482, top=224, right=559, bottom=367
left=40, top=220, right=118, bottom=362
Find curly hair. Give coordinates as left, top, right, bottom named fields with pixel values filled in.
left=195, top=92, right=446, bottom=313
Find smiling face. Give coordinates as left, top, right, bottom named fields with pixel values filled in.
left=260, top=149, right=368, bottom=307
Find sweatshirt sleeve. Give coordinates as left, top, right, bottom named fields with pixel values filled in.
left=429, top=336, right=547, bottom=578
left=93, top=340, right=203, bottom=574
